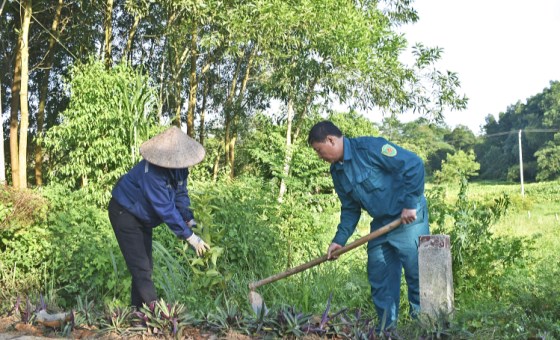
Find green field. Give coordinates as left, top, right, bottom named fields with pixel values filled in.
left=415, top=181, right=560, bottom=339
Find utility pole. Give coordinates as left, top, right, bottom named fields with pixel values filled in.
left=518, top=129, right=524, bottom=198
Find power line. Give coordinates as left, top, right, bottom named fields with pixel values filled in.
left=522, top=128, right=559, bottom=133
left=482, top=128, right=558, bottom=138
left=481, top=128, right=559, bottom=197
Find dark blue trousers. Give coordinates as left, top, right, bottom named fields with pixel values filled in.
left=108, top=198, right=157, bottom=308
left=367, top=201, right=429, bottom=330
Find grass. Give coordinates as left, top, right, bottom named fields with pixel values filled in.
left=471, top=181, right=559, bottom=253
left=435, top=180, right=560, bottom=338
left=240, top=180, right=560, bottom=337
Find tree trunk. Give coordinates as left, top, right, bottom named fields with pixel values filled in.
left=228, top=136, right=236, bottom=178
left=199, top=78, right=210, bottom=145
left=224, top=110, right=231, bottom=166
left=224, top=59, right=241, bottom=168
left=154, top=12, right=175, bottom=125
left=224, top=49, right=255, bottom=178
left=35, top=0, right=63, bottom=187
left=122, top=13, right=141, bottom=63
left=0, top=0, right=7, bottom=15
left=237, top=49, right=254, bottom=104
left=18, top=0, right=32, bottom=189
left=9, top=41, right=21, bottom=189
left=157, top=57, right=165, bottom=123
left=292, top=77, right=317, bottom=146
left=186, top=23, right=198, bottom=137
left=278, top=98, right=294, bottom=203
left=212, top=147, right=221, bottom=182
left=228, top=49, right=254, bottom=179
left=173, top=97, right=182, bottom=127
left=103, top=0, right=113, bottom=69
left=278, top=78, right=317, bottom=203
left=0, top=0, right=6, bottom=183
left=172, top=45, right=190, bottom=127
left=0, top=77, right=4, bottom=184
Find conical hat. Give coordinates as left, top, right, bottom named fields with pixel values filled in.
left=140, top=126, right=206, bottom=168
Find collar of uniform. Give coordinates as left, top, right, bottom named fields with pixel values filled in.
left=333, top=137, right=352, bottom=170
left=342, top=137, right=352, bottom=162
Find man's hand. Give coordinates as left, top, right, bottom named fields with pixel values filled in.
left=186, top=233, right=210, bottom=256
left=327, top=242, right=343, bottom=260
left=401, top=208, right=417, bottom=225
left=186, top=219, right=197, bottom=228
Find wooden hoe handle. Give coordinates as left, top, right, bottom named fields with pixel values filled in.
left=248, top=218, right=401, bottom=290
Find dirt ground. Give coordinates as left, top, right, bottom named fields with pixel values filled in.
left=0, top=315, right=331, bottom=339
left=0, top=315, right=298, bottom=339
left=0, top=315, right=209, bottom=339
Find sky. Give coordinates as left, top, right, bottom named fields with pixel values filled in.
left=397, top=0, right=560, bottom=134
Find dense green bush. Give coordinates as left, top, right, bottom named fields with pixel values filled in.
left=0, top=185, right=129, bottom=308
left=0, top=189, right=51, bottom=302
left=42, top=60, right=161, bottom=205
left=145, top=176, right=350, bottom=312
left=427, top=178, right=532, bottom=300
left=41, top=185, right=129, bottom=306
left=433, top=150, right=480, bottom=184
left=193, top=178, right=286, bottom=276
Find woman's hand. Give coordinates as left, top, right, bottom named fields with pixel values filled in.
left=186, top=233, right=210, bottom=256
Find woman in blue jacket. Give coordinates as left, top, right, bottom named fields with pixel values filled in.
left=308, top=121, right=429, bottom=332
left=108, top=126, right=209, bottom=309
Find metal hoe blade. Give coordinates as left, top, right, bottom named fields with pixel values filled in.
left=249, top=290, right=268, bottom=316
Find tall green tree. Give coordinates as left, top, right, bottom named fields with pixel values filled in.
left=477, top=81, right=559, bottom=181
left=535, top=81, right=560, bottom=180
left=434, top=150, right=480, bottom=184
left=444, top=125, right=477, bottom=152
left=535, top=135, right=560, bottom=181
left=2, top=0, right=106, bottom=188
left=246, top=0, right=468, bottom=200
left=379, top=117, right=455, bottom=176
left=43, top=61, right=159, bottom=204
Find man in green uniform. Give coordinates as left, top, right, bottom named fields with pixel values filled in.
left=308, top=121, right=429, bottom=331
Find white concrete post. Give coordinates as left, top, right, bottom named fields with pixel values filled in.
left=419, top=235, right=454, bottom=318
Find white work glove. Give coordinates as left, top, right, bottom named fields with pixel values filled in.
left=186, top=233, right=210, bottom=257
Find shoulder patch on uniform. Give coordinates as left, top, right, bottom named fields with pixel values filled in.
left=381, top=144, right=397, bottom=157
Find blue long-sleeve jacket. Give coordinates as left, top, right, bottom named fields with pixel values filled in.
left=330, top=137, right=425, bottom=246
left=112, top=160, right=195, bottom=239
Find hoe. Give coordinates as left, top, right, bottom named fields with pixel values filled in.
left=248, top=218, right=401, bottom=314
